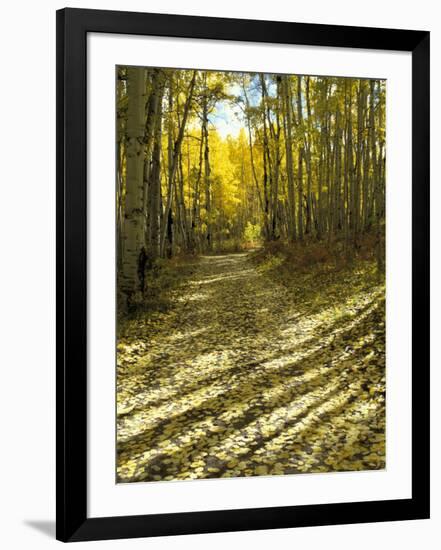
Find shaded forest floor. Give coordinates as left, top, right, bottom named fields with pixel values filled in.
left=117, top=247, right=385, bottom=483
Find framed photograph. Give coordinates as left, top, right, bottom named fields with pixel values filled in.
left=56, top=8, right=430, bottom=542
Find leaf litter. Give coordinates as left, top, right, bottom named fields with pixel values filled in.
left=117, top=252, right=385, bottom=483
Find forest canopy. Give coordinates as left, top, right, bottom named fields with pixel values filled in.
left=117, top=67, right=385, bottom=307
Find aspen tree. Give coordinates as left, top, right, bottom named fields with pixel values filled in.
left=282, top=75, right=297, bottom=241
left=297, top=76, right=304, bottom=241
left=120, top=67, right=146, bottom=302
left=160, top=71, right=196, bottom=257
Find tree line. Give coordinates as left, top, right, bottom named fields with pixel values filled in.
left=117, top=67, right=386, bottom=305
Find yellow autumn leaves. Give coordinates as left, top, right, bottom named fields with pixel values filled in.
left=117, top=252, right=385, bottom=483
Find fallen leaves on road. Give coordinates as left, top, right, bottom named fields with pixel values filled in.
left=117, top=252, right=385, bottom=483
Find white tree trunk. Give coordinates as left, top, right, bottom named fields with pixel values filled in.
left=121, top=67, right=146, bottom=301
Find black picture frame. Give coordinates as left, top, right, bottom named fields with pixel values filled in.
left=56, top=7, right=430, bottom=542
